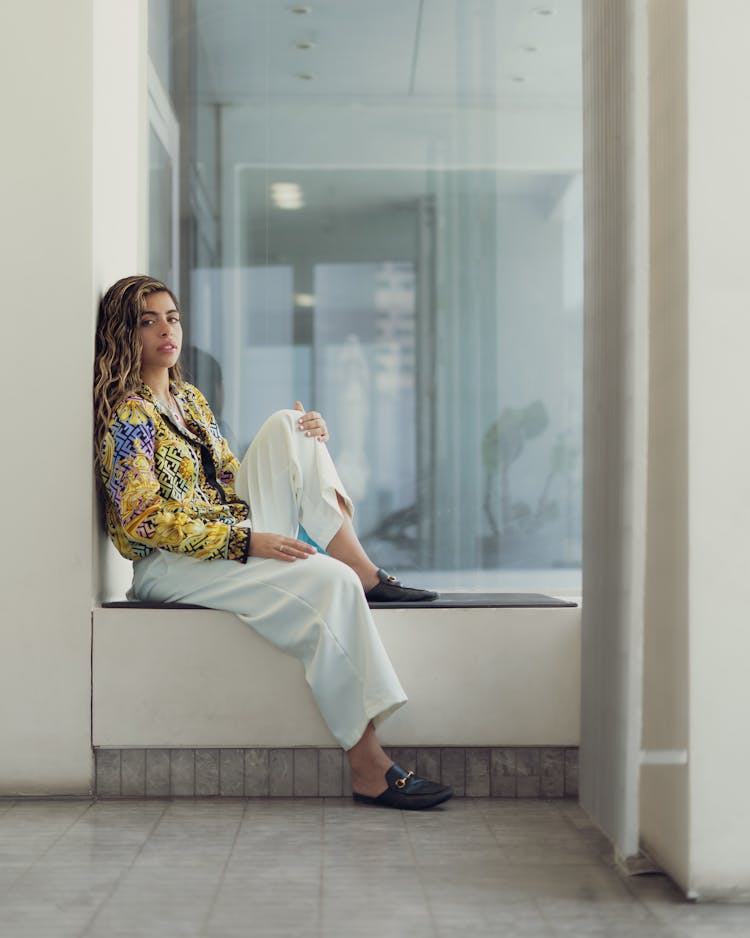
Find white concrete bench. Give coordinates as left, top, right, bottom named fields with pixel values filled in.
left=92, top=596, right=581, bottom=750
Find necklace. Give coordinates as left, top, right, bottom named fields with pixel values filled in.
left=157, top=392, right=185, bottom=426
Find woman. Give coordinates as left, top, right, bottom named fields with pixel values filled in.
left=93, top=275, right=452, bottom=810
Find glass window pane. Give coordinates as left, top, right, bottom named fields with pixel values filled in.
left=162, top=0, right=583, bottom=592
left=148, top=0, right=174, bottom=100
left=148, top=127, right=173, bottom=286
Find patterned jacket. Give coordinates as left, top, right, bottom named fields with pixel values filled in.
left=100, top=382, right=251, bottom=564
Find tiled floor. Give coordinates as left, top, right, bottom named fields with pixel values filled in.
left=0, top=798, right=747, bottom=937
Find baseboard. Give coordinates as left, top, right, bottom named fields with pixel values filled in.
left=94, top=746, right=579, bottom=799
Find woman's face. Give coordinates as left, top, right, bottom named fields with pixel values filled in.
left=139, top=291, right=182, bottom=373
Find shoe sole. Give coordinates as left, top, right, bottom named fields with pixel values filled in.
left=352, top=788, right=454, bottom=810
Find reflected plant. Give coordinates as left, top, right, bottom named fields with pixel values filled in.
left=482, top=401, right=575, bottom=539
left=534, top=431, right=578, bottom=532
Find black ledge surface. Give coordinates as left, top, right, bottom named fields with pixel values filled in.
left=102, top=592, right=577, bottom=611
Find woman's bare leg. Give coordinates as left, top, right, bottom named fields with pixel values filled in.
left=347, top=721, right=392, bottom=797
left=325, top=493, right=380, bottom=591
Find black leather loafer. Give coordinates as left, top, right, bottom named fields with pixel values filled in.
left=365, top=569, right=438, bottom=603
left=352, top=764, right=454, bottom=810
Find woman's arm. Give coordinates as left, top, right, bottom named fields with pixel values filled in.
left=102, top=400, right=251, bottom=563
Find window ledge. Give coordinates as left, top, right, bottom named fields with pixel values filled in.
left=101, top=592, right=577, bottom=611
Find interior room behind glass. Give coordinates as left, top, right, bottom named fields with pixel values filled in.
left=148, top=0, right=583, bottom=592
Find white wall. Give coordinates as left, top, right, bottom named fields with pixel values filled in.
left=580, top=0, right=649, bottom=862
left=640, top=0, right=750, bottom=899
left=686, top=0, right=750, bottom=899
left=639, top=0, right=690, bottom=892
left=0, top=1, right=96, bottom=794
left=0, top=0, right=146, bottom=794
left=585, top=0, right=750, bottom=901
left=93, top=0, right=150, bottom=604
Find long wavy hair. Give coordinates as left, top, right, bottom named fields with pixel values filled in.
left=93, top=275, right=183, bottom=476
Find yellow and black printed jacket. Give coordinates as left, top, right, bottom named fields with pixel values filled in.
left=100, top=382, right=251, bottom=564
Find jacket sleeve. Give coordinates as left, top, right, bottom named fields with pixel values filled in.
left=102, top=400, right=251, bottom=563
left=217, top=433, right=242, bottom=492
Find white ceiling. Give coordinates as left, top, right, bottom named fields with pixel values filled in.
left=193, top=0, right=581, bottom=107
left=187, top=1, right=582, bottom=231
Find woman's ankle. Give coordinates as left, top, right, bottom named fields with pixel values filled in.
left=349, top=754, right=392, bottom=797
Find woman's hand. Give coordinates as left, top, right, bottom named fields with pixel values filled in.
left=294, top=401, right=329, bottom=442
left=248, top=532, right=317, bottom=562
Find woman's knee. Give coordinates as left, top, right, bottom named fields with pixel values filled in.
left=313, top=554, right=364, bottom=593
left=257, top=409, right=298, bottom=438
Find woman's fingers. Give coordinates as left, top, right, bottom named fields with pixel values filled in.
left=296, top=409, right=329, bottom=442
left=275, top=537, right=316, bottom=561
left=248, top=532, right=316, bottom=561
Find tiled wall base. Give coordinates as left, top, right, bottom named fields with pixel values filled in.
left=95, top=747, right=579, bottom=799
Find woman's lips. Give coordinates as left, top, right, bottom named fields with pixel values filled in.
left=157, top=344, right=178, bottom=352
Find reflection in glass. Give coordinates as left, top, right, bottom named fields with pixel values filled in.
left=148, top=0, right=174, bottom=101
left=162, top=0, right=583, bottom=592
left=148, top=127, right=173, bottom=287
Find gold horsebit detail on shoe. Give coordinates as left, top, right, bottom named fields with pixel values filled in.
left=395, top=771, right=414, bottom=789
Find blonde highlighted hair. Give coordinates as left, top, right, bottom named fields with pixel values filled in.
left=93, top=275, right=183, bottom=475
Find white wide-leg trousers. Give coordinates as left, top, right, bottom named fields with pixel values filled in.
left=131, top=409, right=407, bottom=750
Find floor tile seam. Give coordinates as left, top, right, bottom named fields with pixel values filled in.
left=314, top=797, right=324, bottom=938
left=197, top=798, right=249, bottom=936
left=77, top=800, right=170, bottom=938
left=402, top=802, right=445, bottom=937
left=481, top=798, right=565, bottom=855
left=0, top=800, right=98, bottom=901
left=550, top=805, right=678, bottom=927
left=547, top=799, right=625, bottom=866
left=617, top=871, right=684, bottom=930
left=463, top=794, right=514, bottom=844
left=552, top=799, right=599, bottom=841
left=320, top=797, right=341, bottom=908
left=534, top=892, right=567, bottom=936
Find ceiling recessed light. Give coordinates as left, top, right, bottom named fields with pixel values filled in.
left=295, top=72, right=315, bottom=80
left=534, top=6, right=555, bottom=15
left=271, top=182, right=304, bottom=210
left=294, top=293, right=315, bottom=308
left=290, top=5, right=312, bottom=14
left=294, top=40, right=315, bottom=49
left=510, top=75, right=526, bottom=83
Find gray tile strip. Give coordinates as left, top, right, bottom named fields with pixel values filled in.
left=170, top=748, right=195, bottom=796
left=269, top=749, right=294, bottom=797
left=195, top=749, right=220, bottom=796
left=244, top=748, right=269, bottom=796
left=220, top=749, right=244, bottom=797
left=440, top=748, right=466, bottom=796
left=491, top=747, right=517, bottom=797
left=466, top=747, right=490, bottom=797
left=120, top=749, right=145, bottom=797
left=293, top=749, right=319, bottom=797
left=95, top=748, right=121, bottom=797
left=94, top=746, right=580, bottom=799
left=318, top=749, right=343, bottom=797
left=145, top=749, right=170, bottom=797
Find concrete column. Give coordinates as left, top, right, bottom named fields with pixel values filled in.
left=584, top=0, right=750, bottom=900
left=0, top=0, right=146, bottom=794
left=684, top=0, right=750, bottom=900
